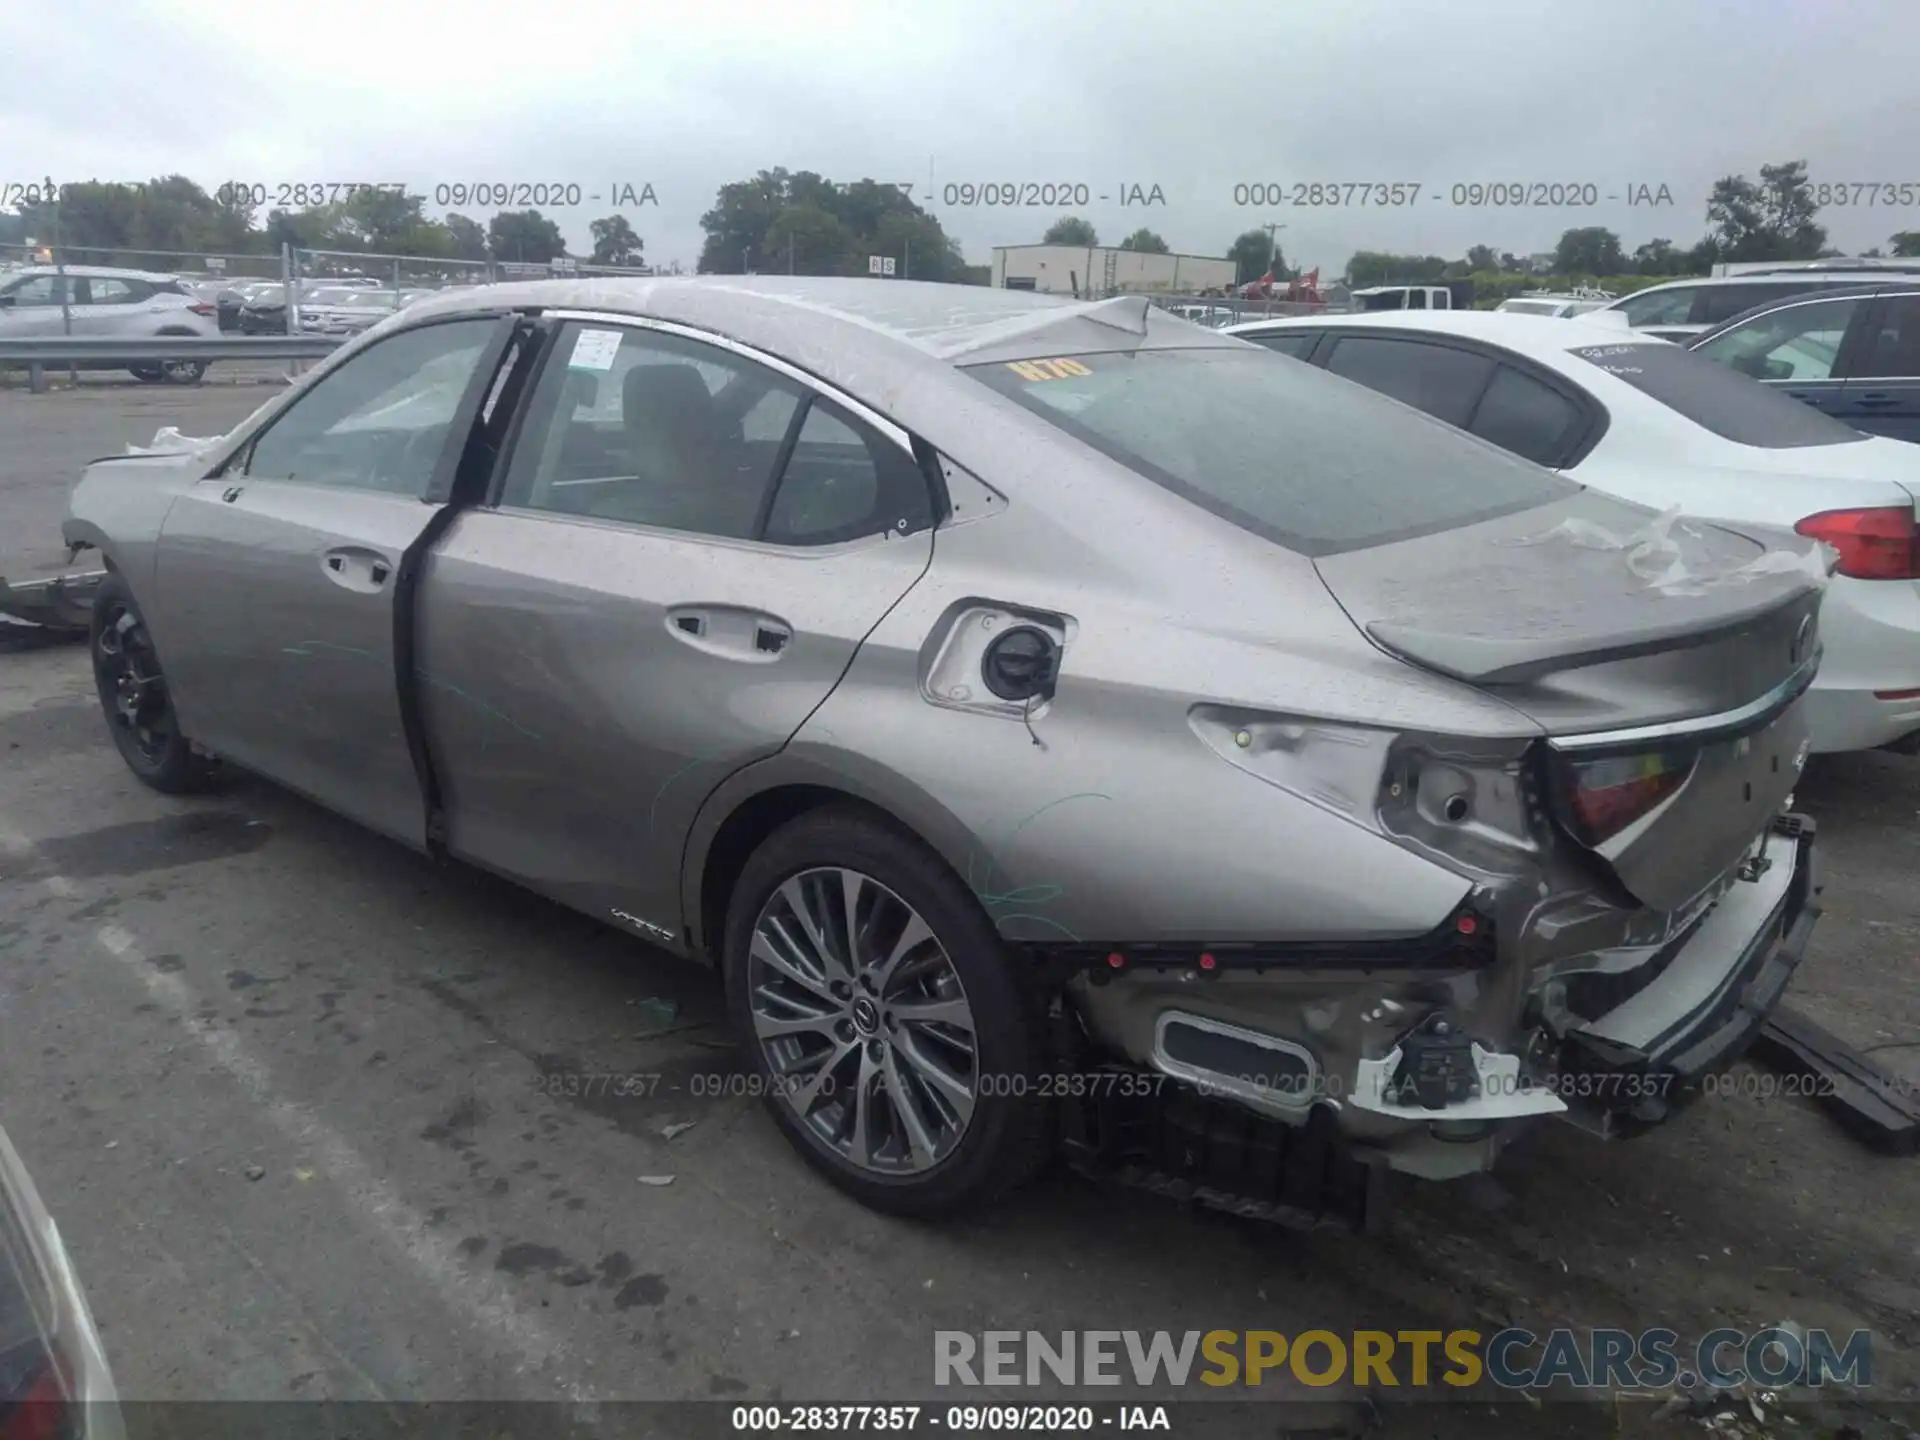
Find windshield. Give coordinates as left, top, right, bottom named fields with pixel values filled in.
left=966, top=347, right=1577, bottom=556
left=1501, top=300, right=1562, bottom=316
left=1567, top=341, right=1869, bottom=448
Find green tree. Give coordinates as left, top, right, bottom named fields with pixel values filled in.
left=1705, top=160, right=1826, bottom=262
left=588, top=214, right=644, bottom=266
left=1890, top=231, right=1920, bottom=257
left=1632, top=238, right=1682, bottom=275
left=443, top=214, right=489, bottom=261
left=696, top=168, right=963, bottom=279
left=1554, top=226, right=1625, bottom=277
left=1117, top=227, right=1168, bottom=254
left=1346, top=251, right=1449, bottom=287
left=1465, top=245, right=1500, bottom=272
left=762, top=204, right=857, bottom=274
left=1042, top=215, right=1098, bottom=246
left=1226, top=228, right=1277, bottom=284
left=488, top=209, right=566, bottom=264
left=872, top=210, right=963, bottom=282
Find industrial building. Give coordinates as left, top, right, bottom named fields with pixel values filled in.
left=991, top=244, right=1238, bottom=296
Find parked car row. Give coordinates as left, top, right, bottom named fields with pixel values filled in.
left=0, top=264, right=219, bottom=383
left=62, top=276, right=1834, bottom=1222
left=1229, top=307, right=1920, bottom=756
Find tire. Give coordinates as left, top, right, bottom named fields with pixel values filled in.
left=89, top=573, right=219, bottom=794
left=128, top=365, right=163, bottom=383
left=160, top=358, right=207, bottom=385
left=722, top=805, right=1055, bottom=1217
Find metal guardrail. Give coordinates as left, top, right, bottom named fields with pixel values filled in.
left=0, top=334, right=348, bottom=394
left=0, top=336, right=347, bottom=363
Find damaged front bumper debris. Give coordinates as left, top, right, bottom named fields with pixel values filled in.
left=0, top=569, right=104, bottom=632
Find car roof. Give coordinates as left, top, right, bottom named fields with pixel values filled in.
left=6, top=264, right=181, bottom=282
left=400, top=276, right=1237, bottom=370
left=1223, top=308, right=1658, bottom=360
left=1687, top=281, right=1920, bottom=345
left=1602, top=271, right=1909, bottom=303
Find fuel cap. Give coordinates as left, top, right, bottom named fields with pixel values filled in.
left=981, top=626, right=1060, bottom=702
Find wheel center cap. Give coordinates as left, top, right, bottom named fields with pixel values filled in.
left=851, top=997, right=881, bottom=1035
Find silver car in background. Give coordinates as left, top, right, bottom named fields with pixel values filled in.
left=63, top=278, right=1825, bottom=1222
left=0, top=264, right=219, bottom=383
left=0, top=1125, right=124, bottom=1438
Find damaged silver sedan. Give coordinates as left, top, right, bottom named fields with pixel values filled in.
left=62, top=278, right=1825, bottom=1222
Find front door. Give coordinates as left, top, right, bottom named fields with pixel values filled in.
left=151, top=315, right=517, bottom=845
left=0, top=273, right=74, bottom=337
left=416, top=317, right=938, bottom=937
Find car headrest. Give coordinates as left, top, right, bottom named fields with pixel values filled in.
left=623, top=363, right=718, bottom=446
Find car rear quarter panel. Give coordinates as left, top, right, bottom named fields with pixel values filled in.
left=684, top=435, right=1541, bottom=952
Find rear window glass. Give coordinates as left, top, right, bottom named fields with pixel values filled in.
left=965, top=348, right=1578, bottom=556
left=1567, top=343, right=1868, bottom=448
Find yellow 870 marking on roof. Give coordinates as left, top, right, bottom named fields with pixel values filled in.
left=1005, top=358, right=1094, bottom=381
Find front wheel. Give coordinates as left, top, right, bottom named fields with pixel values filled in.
left=722, top=806, right=1055, bottom=1217
left=128, top=364, right=163, bottom=383
left=160, top=358, right=207, bottom=385
left=89, top=574, right=219, bottom=794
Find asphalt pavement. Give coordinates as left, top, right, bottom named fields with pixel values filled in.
left=1, top=387, right=1917, bottom=1433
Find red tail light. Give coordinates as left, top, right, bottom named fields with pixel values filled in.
left=0, top=1356, right=70, bottom=1440
left=188, top=302, right=216, bottom=317
left=1556, top=749, right=1692, bottom=846
left=1795, top=506, right=1919, bottom=580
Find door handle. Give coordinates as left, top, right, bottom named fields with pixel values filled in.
left=222, top=485, right=244, bottom=502
left=1852, top=393, right=1900, bottom=408
left=664, top=606, right=792, bottom=661
left=321, top=547, right=394, bottom=593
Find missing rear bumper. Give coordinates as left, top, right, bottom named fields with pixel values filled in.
left=1557, top=813, right=1821, bottom=1130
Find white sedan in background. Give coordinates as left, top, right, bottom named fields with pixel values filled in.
left=1226, top=309, right=1920, bottom=755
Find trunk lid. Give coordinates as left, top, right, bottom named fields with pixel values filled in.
left=1315, top=490, right=1826, bottom=911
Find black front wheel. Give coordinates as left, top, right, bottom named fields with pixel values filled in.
left=128, top=365, right=163, bottom=383
left=160, top=359, right=207, bottom=384
left=89, top=574, right=219, bottom=794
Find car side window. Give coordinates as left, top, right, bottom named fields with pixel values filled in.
left=84, top=278, right=140, bottom=304
left=241, top=318, right=501, bottom=493
left=498, top=322, right=806, bottom=540
left=763, top=399, right=933, bottom=546
left=1696, top=283, right=1797, bottom=327
left=1466, top=365, right=1584, bottom=466
left=1856, top=295, right=1920, bottom=378
left=1249, top=331, right=1317, bottom=359
left=1324, top=335, right=1496, bottom=426
left=1692, top=296, right=1865, bottom=382
left=1617, top=285, right=1697, bottom=327
left=3, top=276, right=68, bottom=307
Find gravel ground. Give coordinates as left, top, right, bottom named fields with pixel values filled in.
left=1, top=388, right=1917, bottom=1438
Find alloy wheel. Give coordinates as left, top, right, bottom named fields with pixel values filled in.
left=94, top=602, right=175, bottom=765
left=747, top=867, right=979, bottom=1176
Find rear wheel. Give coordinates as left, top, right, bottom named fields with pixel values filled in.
left=89, top=574, right=218, bottom=793
left=722, top=806, right=1055, bottom=1217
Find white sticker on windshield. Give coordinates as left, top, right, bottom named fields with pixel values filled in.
left=568, top=327, right=623, bottom=371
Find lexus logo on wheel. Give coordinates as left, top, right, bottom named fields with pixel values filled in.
left=1790, top=615, right=1813, bottom=666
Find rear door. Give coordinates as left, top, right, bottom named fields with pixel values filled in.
left=1686, top=292, right=1878, bottom=418
left=1838, top=292, right=1920, bottom=442
left=151, top=314, right=520, bottom=846
left=415, top=317, right=937, bottom=937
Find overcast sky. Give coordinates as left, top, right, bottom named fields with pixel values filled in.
left=6, top=0, right=1918, bottom=271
